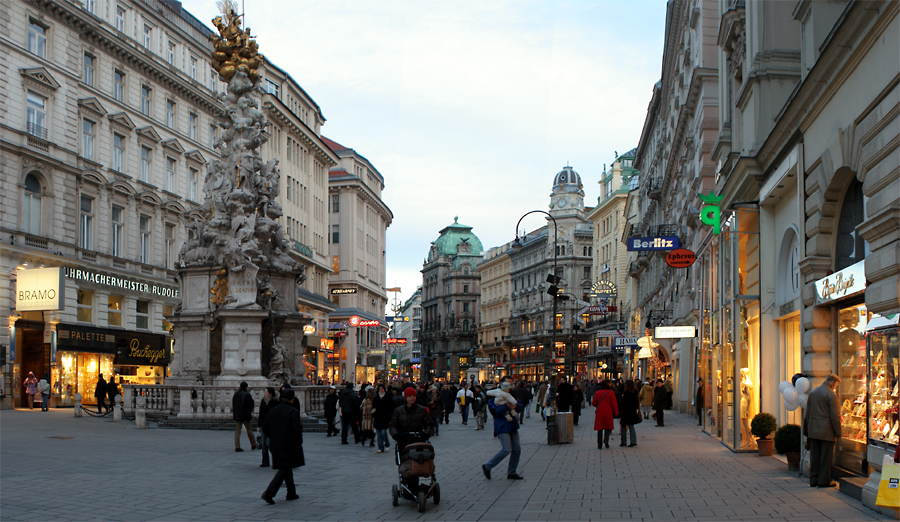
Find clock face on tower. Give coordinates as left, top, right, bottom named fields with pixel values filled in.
left=557, top=198, right=567, bottom=208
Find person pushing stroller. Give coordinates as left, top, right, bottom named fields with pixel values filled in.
left=389, top=387, right=437, bottom=510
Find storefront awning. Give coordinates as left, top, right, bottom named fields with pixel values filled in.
left=57, top=323, right=169, bottom=365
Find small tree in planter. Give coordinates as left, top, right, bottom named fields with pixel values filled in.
left=751, top=412, right=777, bottom=456
left=774, top=424, right=802, bottom=470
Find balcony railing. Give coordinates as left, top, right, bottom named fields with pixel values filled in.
left=648, top=176, right=663, bottom=200
left=26, top=122, right=48, bottom=140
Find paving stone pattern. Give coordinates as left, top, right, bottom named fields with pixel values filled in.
left=0, top=406, right=889, bottom=521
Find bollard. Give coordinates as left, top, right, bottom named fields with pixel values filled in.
left=135, top=395, right=146, bottom=429
left=114, top=395, right=122, bottom=421
left=74, top=393, right=83, bottom=417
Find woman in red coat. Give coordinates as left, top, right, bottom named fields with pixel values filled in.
left=592, top=380, right=619, bottom=450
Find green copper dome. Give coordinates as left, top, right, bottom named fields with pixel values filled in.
left=428, top=217, right=484, bottom=262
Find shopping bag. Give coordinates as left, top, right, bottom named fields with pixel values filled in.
left=876, top=463, right=900, bottom=509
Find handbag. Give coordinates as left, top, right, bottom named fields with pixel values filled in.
left=876, top=463, right=900, bottom=509
left=633, top=408, right=642, bottom=425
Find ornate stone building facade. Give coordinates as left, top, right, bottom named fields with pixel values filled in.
left=476, top=241, right=513, bottom=381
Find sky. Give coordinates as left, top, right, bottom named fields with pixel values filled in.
left=179, top=0, right=668, bottom=314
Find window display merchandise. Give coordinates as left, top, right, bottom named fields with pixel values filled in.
left=868, top=326, right=898, bottom=447
left=837, top=304, right=869, bottom=471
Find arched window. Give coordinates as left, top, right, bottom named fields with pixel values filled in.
left=835, top=178, right=868, bottom=271
left=23, top=174, right=42, bottom=235
left=463, top=319, right=469, bottom=332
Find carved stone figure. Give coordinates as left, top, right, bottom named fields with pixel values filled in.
left=268, top=336, right=293, bottom=385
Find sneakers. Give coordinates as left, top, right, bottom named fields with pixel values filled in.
left=507, top=473, right=524, bottom=480
left=482, top=464, right=491, bottom=480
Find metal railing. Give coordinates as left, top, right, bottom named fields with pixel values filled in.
left=121, top=384, right=331, bottom=419
left=26, top=122, right=48, bottom=140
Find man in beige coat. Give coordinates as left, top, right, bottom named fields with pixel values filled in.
left=803, top=374, right=842, bottom=488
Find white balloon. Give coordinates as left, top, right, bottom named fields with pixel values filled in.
left=794, top=377, right=810, bottom=394
left=798, top=393, right=809, bottom=408
left=783, top=387, right=798, bottom=402
left=778, top=381, right=793, bottom=394
left=784, top=399, right=800, bottom=412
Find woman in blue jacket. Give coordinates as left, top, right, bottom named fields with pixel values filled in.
left=481, top=381, right=524, bottom=480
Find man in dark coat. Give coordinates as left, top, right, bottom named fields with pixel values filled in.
left=106, top=377, right=120, bottom=412
left=511, top=382, right=531, bottom=424
left=804, top=374, right=842, bottom=488
left=555, top=376, right=574, bottom=413
left=323, top=387, right=339, bottom=437
left=652, top=379, right=667, bottom=427
left=389, top=387, right=435, bottom=450
left=94, top=374, right=108, bottom=413
left=261, top=388, right=304, bottom=504
left=338, top=382, right=361, bottom=444
left=232, top=381, right=257, bottom=451
left=440, top=384, right=455, bottom=424
left=695, top=378, right=705, bottom=426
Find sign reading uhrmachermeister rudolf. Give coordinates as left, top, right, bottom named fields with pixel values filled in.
left=16, top=267, right=65, bottom=311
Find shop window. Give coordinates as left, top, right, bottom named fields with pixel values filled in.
left=135, top=299, right=149, bottom=329
left=110, top=205, right=124, bottom=257
left=868, top=323, right=898, bottom=446
left=837, top=303, right=871, bottom=471
left=28, top=20, right=47, bottom=58
left=79, top=195, right=93, bottom=249
left=23, top=173, right=42, bottom=235
left=141, top=85, right=151, bottom=116
left=108, top=295, right=123, bottom=326
left=77, top=289, right=93, bottom=323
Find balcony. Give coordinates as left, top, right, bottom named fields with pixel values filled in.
left=26, top=122, right=48, bottom=140
left=648, top=176, right=663, bottom=200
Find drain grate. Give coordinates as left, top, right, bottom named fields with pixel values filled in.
left=47, top=436, right=74, bottom=439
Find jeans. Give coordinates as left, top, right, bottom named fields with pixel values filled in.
left=341, top=414, right=360, bottom=443
left=376, top=428, right=390, bottom=451
left=809, top=438, right=836, bottom=486
left=259, top=431, right=270, bottom=465
left=620, top=423, right=636, bottom=445
left=41, top=393, right=49, bottom=411
left=460, top=404, right=470, bottom=423
left=235, top=420, right=257, bottom=449
left=484, top=431, right=521, bottom=476
left=525, top=402, right=530, bottom=418
left=264, top=468, right=296, bottom=498
left=475, top=409, right=485, bottom=429
left=432, top=413, right=441, bottom=435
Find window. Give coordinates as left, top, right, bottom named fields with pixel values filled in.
left=113, top=70, right=124, bottom=101
left=208, top=124, right=216, bottom=149
left=83, top=54, right=94, bottom=86
left=165, top=223, right=175, bottom=269
left=77, top=289, right=93, bottom=323
left=463, top=285, right=469, bottom=294
left=28, top=21, right=46, bottom=58
left=84, top=0, right=95, bottom=14
left=79, top=195, right=93, bottom=249
left=142, top=24, right=151, bottom=48
left=189, top=168, right=198, bottom=201
left=189, top=57, right=197, bottom=79
left=139, top=214, right=151, bottom=263
left=331, top=194, right=339, bottom=213
left=188, top=113, right=196, bottom=140
left=331, top=224, right=339, bottom=244
left=264, top=79, right=279, bottom=95
left=141, top=85, right=151, bottom=115
left=583, top=266, right=591, bottom=280
left=111, top=205, right=124, bottom=257
left=112, top=133, right=124, bottom=172
left=167, top=41, right=175, bottom=65
left=23, top=174, right=42, bottom=235
left=166, top=157, right=175, bottom=192
left=140, top=146, right=151, bottom=182
left=463, top=303, right=469, bottom=313
left=81, top=120, right=95, bottom=160
left=162, top=305, right=173, bottom=332
left=166, top=99, right=175, bottom=128
left=135, top=299, right=149, bottom=329
left=26, top=92, right=47, bottom=138
left=107, top=295, right=123, bottom=327
left=115, top=6, right=125, bottom=32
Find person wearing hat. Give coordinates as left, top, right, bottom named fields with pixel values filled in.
left=323, top=386, right=339, bottom=437
left=260, top=388, right=304, bottom=504
left=389, top=387, right=435, bottom=452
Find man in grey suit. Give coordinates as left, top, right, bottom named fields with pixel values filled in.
left=803, top=373, right=842, bottom=488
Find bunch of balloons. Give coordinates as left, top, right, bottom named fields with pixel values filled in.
left=779, top=375, right=810, bottom=411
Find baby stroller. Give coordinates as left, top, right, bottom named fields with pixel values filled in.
left=391, top=432, right=440, bottom=512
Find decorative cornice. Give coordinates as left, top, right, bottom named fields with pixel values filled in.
left=136, top=126, right=162, bottom=143
left=162, top=138, right=185, bottom=155
left=77, top=97, right=108, bottom=117
left=107, top=112, right=136, bottom=132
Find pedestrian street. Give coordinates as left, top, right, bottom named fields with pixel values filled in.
left=0, top=407, right=889, bottom=522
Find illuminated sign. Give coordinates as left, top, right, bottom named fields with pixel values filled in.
left=349, top=315, right=380, bottom=327
left=303, top=325, right=316, bottom=335
left=320, top=338, right=334, bottom=351
left=331, top=288, right=357, bottom=294
left=56, top=323, right=169, bottom=365
left=654, top=326, right=697, bottom=338
left=385, top=316, right=410, bottom=322
left=64, top=267, right=178, bottom=298
left=349, top=316, right=361, bottom=327
left=627, top=236, right=681, bottom=251
left=383, top=338, right=408, bottom=345
left=16, top=267, right=65, bottom=311
left=665, top=249, right=696, bottom=268
left=698, top=191, right=724, bottom=235
left=589, top=280, right=617, bottom=299
left=815, top=260, right=866, bottom=305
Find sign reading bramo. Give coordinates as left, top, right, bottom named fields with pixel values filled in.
left=16, top=267, right=65, bottom=311
left=64, top=267, right=178, bottom=298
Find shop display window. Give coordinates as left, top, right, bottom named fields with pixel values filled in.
left=837, top=304, right=870, bottom=471
left=58, top=351, right=114, bottom=406
left=868, top=326, right=898, bottom=446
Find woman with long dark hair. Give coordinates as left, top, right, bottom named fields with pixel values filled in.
left=619, top=380, right=641, bottom=447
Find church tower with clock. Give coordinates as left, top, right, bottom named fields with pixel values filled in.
left=550, top=166, right=586, bottom=218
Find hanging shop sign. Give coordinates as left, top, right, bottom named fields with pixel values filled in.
left=589, top=280, right=617, bottom=299
left=698, top=191, right=725, bottom=235
left=56, top=323, right=169, bottom=365
left=349, top=315, right=380, bottom=327
left=654, top=325, right=697, bottom=338
left=16, top=267, right=65, bottom=311
left=329, top=330, right=347, bottom=338
left=303, top=325, right=316, bottom=335
left=368, top=349, right=386, bottom=356
left=331, top=288, right=357, bottom=294
left=383, top=338, right=408, bottom=345
left=320, top=338, right=334, bottom=352
left=626, top=236, right=681, bottom=251
left=665, top=249, right=696, bottom=268
left=614, top=337, right=640, bottom=347
left=475, top=357, right=491, bottom=365
left=385, top=316, right=410, bottom=322
left=64, top=267, right=178, bottom=298
left=814, top=260, right=866, bottom=305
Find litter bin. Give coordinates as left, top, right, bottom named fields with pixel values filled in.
left=556, top=412, right=574, bottom=443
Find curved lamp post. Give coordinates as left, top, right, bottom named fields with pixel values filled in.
left=513, top=210, right=561, bottom=445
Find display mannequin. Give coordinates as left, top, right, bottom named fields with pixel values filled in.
left=739, top=368, right=755, bottom=449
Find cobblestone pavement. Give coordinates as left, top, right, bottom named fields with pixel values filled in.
left=0, top=406, right=890, bottom=521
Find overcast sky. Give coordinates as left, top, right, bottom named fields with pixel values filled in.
left=180, top=0, right=667, bottom=313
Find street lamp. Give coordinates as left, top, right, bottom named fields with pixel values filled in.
left=513, top=210, right=562, bottom=445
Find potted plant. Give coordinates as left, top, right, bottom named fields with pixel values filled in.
left=774, top=423, right=802, bottom=470
left=750, top=412, right=777, bottom=456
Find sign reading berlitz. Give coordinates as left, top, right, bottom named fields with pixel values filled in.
left=16, top=267, right=65, bottom=311
left=814, top=260, right=866, bottom=305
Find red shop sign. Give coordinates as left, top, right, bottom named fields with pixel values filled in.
left=665, top=248, right=696, bottom=268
